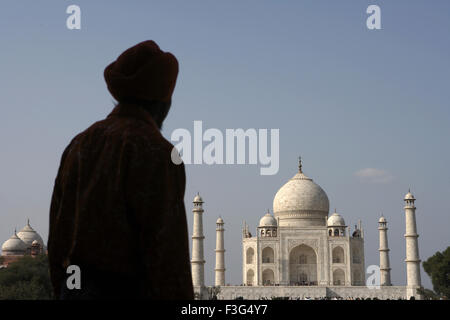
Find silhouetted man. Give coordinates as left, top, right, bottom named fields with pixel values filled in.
left=48, top=41, right=193, bottom=299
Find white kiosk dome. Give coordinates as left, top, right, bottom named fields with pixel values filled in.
left=16, top=220, right=44, bottom=248
left=193, top=193, right=204, bottom=203
left=273, top=159, right=329, bottom=227
left=404, top=190, right=415, bottom=200
left=327, top=212, right=346, bottom=227
left=1, top=232, right=27, bottom=255
left=259, top=212, right=277, bottom=227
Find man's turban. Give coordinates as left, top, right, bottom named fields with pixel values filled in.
left=104, top=40, right=179, bottom=104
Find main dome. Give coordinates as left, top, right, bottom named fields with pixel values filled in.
left=273, top=161, right=329, bottom=227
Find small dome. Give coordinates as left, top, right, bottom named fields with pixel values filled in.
left=327, top=212, right=345, bottom=227
left=259, top=212, right=277, bottom=227
left=2, top=232, right=27, bottom=254
left=379, top=216, right=386, bottom=223
left=404, top=191, right=415, bottom=200
left=16, top=220, right=44, bottom=248
left=32, top=240, right=40, bottom=245
left=193, top=193, right=203, bottom=203
left=216, top=217, right=224, bottom=224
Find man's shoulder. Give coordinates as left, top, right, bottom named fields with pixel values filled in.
left=123, top=121, right=174, bottom=154
left=64, top=116, right=177, bottom=165
left=76, top=116, right=170, bottom=145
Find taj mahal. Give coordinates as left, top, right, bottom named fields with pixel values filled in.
left=191, top=158, right=423, bottom=300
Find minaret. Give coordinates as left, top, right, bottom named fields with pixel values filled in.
left=215, top=217, right=225, bottom=286
left=404, top=190, right=421, bottom=297
left=378, top=215, right=391, bottom=286
left=358, top=220, right=364, bottom=238
left=191, top=193, right=205, bottom=287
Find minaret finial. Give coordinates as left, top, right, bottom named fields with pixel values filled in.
left=27, top=218, right=30, bottom=226
left=298, top=156, right=302, bottom=173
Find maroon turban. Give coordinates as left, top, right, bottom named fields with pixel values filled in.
left=104, top=40, right=179, bottom=103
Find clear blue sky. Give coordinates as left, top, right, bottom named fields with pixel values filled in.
left=1, top=0, right=449, bottom=289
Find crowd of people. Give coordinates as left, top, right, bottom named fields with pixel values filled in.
left=250, top=296, right=413, bottom=300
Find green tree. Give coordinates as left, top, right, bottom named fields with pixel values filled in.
left=417, top=287, right=439, bottom=300
left=0, top=254, right=53, bottom=300
left=423, top=246, right=450, bottom=298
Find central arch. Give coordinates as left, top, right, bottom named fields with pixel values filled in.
left=289, top=244, right=318, bottom=285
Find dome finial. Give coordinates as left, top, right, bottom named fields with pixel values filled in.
left=27, top=218, right=30, bottom=226
left=298, top=156, right=302, bottom=173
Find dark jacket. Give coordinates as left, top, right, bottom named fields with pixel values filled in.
left=48, top=103, right=193, bottom=299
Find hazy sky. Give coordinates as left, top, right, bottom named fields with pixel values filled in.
left=1, top=1, right=449, bottom=290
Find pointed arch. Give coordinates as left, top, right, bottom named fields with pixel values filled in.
left=246, top=269, right=254, bottom=286
left=262, top=269, right=275, bottom=285
left=333, top=268, right=345, bottom=285
left=289, top=244, right=317, bottom=285
left=262, top=247, right=274, bottom=263
left=332, top=246, right=345, bottom=264
left=246, top=247, right=254, bottom=264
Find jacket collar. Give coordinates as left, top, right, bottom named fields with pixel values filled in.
left=107, top=103, right=158, bottom=128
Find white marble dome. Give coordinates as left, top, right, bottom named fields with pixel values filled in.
left=193, top=193, right=203, bottom=203
left=259, top=212, right=277, bottom=227
left=2, top=232, right=27, bottom=255
left=216, top=217, right=224, bottom=224
left=379, top=216, right=386, bottom=223
left=273, top=165, right=329, bottom=227
left=327, top=212, right=345, bottom=226
left=404, top=191, right=415, bottom=200
left=16, top=221, right=44, bottom=247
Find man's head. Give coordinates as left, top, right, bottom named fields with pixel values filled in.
left=104, top=40, right=178, bottom=128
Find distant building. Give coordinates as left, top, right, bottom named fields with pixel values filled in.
left=1, top=220, right=45, bottom=267
left=241, top=159, right=365, bottom=288
left=191, top=158, right=423, bottom=300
